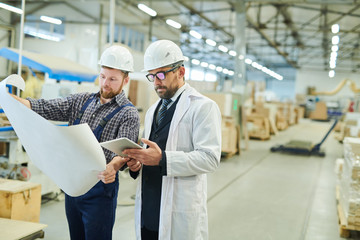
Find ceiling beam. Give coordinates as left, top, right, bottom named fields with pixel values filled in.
left=246, top=14, right=298, bottom=68
left=275, top=4, right=304, bottom=48
left=63, top=2, right=99, bottom=22
left=128, top=0, right=357, bottom=3
left=176, top=1, right=234, bottom=40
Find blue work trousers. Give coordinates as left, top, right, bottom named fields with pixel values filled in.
left=65, top=177, right=119, bottom=240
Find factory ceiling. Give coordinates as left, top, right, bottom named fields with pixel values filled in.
left=2, top=0, right=360, bottom=77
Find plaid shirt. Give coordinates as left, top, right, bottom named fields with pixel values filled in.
left=28, top=91, right=140, bottom=164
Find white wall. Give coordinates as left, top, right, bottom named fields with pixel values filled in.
left=21, top=4, right=101, bottom=71
left=295, top=69, right=360, bottom=99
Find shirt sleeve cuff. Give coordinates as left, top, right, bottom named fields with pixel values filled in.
left=26, top=97, right=36, bottom=110
left=130, top=170, right=139, bottom=179
left=159, top=150, right=167, bottom=176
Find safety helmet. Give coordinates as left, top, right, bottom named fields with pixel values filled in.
left=143, top=40, right=185, bottom=71
left=99, top=45, right=134, bottom=72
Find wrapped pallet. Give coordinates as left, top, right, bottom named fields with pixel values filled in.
left=338, top=137, right=360, bottom=230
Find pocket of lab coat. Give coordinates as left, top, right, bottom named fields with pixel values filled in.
left=176, top=122, right=193, bottom=151
left=173, top=176, right=201, bottom=212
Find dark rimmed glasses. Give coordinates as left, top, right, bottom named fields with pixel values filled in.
left=146, top=65, right=180, bottom=82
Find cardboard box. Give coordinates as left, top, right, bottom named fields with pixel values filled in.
left=0, top=179, right=41, bottom=223
left=221, top=116, right=238, bottom=154
left=309, top=101, right=328, bottom=120
left=247, top=114, right=271, bottom=140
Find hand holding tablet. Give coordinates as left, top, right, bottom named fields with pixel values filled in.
left=100, top=138, right=142, bottom=157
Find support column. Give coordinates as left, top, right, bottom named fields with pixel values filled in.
left=109, top=0, right=115, bottom=45
left=17, top=0, right=25, bottom=77
left=232, top=0, right=247, bottom=94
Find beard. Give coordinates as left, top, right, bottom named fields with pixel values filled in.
left=155, top=85, right=178, bottom=99
left=100, top=87, right=122, bottom=99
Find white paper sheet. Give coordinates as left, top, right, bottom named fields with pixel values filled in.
left=0, top=74, right=106, bottom=197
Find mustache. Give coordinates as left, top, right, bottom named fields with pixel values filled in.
left=155, top=86, right=167, bottom=90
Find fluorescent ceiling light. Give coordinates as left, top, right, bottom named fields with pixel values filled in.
left=332, top=24, right=340, bottom=34
left=228, top=70, right=234, bottom=76
left=137, top=4, right=157, bottom=17
left=200, top=62, right=209, bottom=68
left=191, top=59, right=200, bottom=65
left=40, top=16, right=62, bottom=25
left=189, top=30, right=202, bottom=39
left=331, top=45, right=339, bottom=52
left=245, top=58, right=252, bottom=64
left=166, top=19, right=181, bottom=29
left=251, top=62, right=262, bottom=70
left=222, top=68, right=229, bottom=74
left=0, top=3, right=23, bottom=14
left=229, top=50, right=237, bottom=57
left=216, top=66, right=223, bottom=72
left=218, top=45, right=228, bottom=53
left=329, top=70, right=335, bottom=78
left=205, top=39, right=216, bottom=47
left=238, top=55, right=244, bottom=60
left=208, top=64, right=216, bottom=70
left=330, top=51, right=337, bottom=60
left=262, top=67, right=270, bottom=74
left=329, top=58, right=336, bottom=65
left=332, top=36, right=339, bottom=45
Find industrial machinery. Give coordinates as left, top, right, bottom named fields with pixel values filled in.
left=0, top=122, right=61, bottom=195
left=0, top=47, right=99, bottom=196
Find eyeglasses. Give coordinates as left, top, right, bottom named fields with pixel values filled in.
left=146, top=65, right=180, bottom=82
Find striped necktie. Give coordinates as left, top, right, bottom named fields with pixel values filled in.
left=157, top=99, right=172, bottom=126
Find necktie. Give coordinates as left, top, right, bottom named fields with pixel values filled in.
left=157, top=99, right=172, bottom=125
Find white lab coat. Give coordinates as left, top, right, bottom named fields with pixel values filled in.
left=134, top=83, right=222, bottom=240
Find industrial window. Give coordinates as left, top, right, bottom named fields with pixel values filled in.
left=108, top=25, right=145, bottom=52
left=24, top=15, right=65, bottom=42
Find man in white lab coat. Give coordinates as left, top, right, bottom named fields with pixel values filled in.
left=124, top=39, right=222, bottom=240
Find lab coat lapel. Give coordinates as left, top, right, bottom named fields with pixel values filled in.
left=170, top=92, right=190, bottom=135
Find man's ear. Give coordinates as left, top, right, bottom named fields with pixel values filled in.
left=123, top=76, right=130, bottom=85
left=178, top=66, right=185, bottom=79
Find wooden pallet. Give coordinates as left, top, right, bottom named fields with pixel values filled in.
left=221, top=150, right=237, bottom=159
left=336, top=186, right=360, bottom=238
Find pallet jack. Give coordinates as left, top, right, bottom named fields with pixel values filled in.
left=270, top=119, right=338, bottom=157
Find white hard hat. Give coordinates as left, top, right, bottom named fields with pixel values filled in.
left=99, top=45, right=134, bottom=72
left=143, top=40, right=185, bottom=71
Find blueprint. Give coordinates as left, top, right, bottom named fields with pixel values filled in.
left=0, top=74, right=106, bottom=197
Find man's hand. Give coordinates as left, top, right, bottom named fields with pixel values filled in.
left=98, top=156, right=127, bottom=184
left=127, top=158, right=142, bottom=172
left=123, top=138, right=162, bottom=166
left=10, top=93, right=31, bottom=108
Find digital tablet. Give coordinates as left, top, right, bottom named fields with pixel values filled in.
left=100, top=137, right=142, bottom=157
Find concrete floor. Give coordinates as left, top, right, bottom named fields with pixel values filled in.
left=40, top=119, right=355, bottom=240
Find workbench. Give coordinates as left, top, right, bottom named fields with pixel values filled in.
left=0, top=218, right=47, bottom=240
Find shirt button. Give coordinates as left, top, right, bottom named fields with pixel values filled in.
left=154, top=134, right=158, bottom=138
